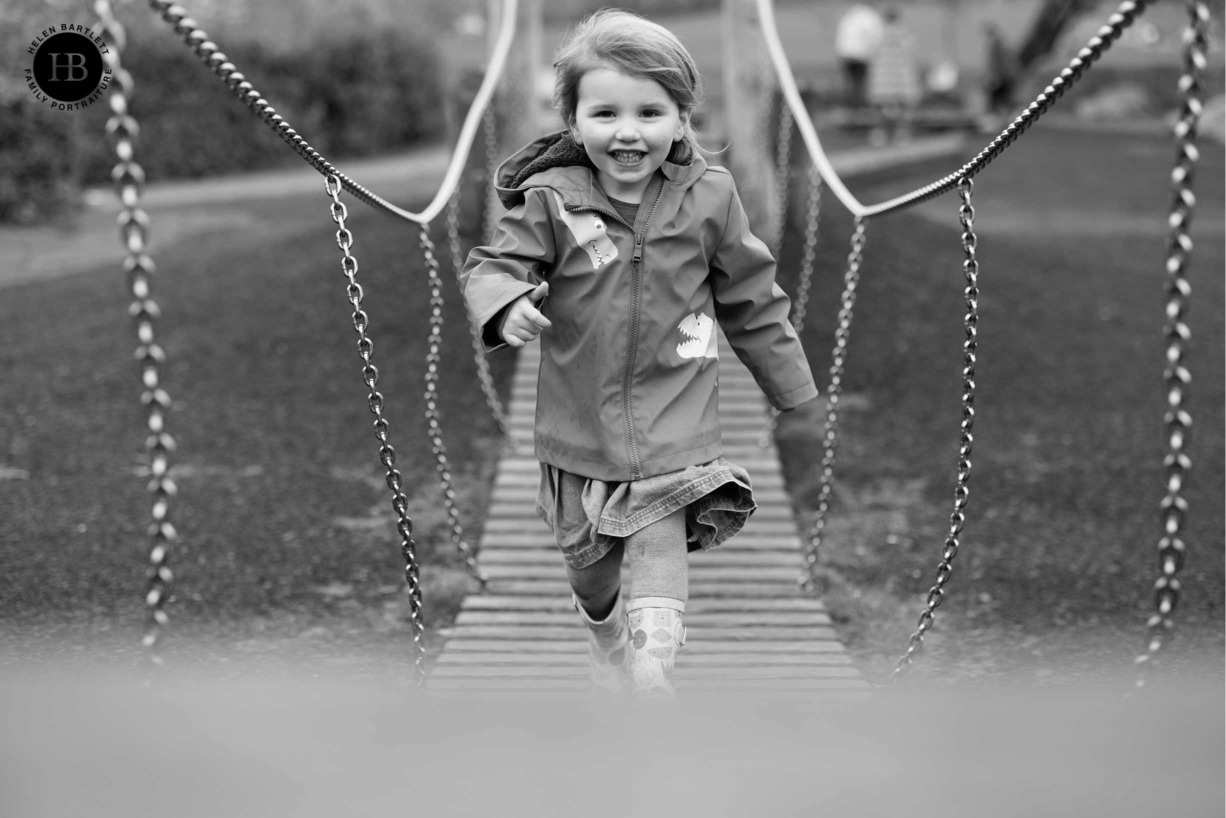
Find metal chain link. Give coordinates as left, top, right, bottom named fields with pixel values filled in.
left=887, top=177, right=980, bottom=684
left=325, top=177, right=425, bottom=686
left=420, top=225, right=489, bottom=589
left=760, top=160, right=822, bottom=449
left=769, top=101, right=794, bottom=261
left=95, top=0, right=177, bottom=666
left=482, top=105, right=502, bottom=245
left=790, top=162, right=824, bottom=336
left=1134, top=0, right=1208, bottom=688
left=448, top=189, right=510, bottom=441
left=798, top=219, right=867, bottom=592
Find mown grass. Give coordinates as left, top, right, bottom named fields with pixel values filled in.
left=773, top=126, right=1224, bottom=685
left=0, top=173, right=509, bottom=673
left=1, top=125, right=1221, bottom=687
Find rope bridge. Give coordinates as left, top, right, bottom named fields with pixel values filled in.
left=90, top=0, right=1210, bottom=691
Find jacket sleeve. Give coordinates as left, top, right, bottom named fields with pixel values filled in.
left=461, top=188, right=557, bottom=352
left=710, top=175, right=819, bottom=411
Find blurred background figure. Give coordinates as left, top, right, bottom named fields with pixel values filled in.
left=982, top=22, right=1020, bottom=130
left=867, top=6, right=921, bottom=145
left=835, top=2, right=884, bottom=112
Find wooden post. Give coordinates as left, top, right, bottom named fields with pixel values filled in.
left=721, top=0, right=778, bottom=244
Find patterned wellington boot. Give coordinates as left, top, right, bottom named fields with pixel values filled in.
left=626, top=597, right=687, bottom=699
left=574, top=590, right=629, bottom=696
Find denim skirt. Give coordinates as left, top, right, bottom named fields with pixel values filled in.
left=535, top=458, right=757, bottom=569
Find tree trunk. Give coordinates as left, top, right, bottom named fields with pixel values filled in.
left=1015, top=0, right=1100, bottom=71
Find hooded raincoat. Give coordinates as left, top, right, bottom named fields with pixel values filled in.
left=462, top=132, right=817, bottom=482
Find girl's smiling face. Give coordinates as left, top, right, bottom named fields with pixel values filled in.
left=571, top=67, right=687, bottom=204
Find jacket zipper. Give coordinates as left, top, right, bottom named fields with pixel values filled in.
left=621, top=180, right=665, bottom=479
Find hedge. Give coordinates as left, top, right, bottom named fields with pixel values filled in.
left=2, top=25, right=446, bottom=223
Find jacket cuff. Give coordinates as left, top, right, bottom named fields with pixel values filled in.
left=769, top=381, right=819, bottom=411
left=481, top=304, right=513, bottom=352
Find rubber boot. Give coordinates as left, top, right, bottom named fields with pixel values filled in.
left=574, top=589, right=628, bottom=697
left=626, top=597, right=686, bottom=698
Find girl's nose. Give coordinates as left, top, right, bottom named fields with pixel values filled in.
left=614, top=122, right=640, bottom=141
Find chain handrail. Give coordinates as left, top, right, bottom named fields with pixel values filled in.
left=95, top=0, right=177, bottom=667
left=760, top=158, right=822, bottom=450
left=1134, top=0, right=1208, bottom=688
left=755, top=0, right=1156, bottom=219
left=788, top=163, right=823, bottom=339
left=799, top=218, right=866, bottom=593
left=326, top=177, right=426, bottom=685
left=145, top=0, right=518, bottom=225
left=769, top=100, right=794, bottom=262
left=482, top=105, right=503, bottom=245
left=886, top=177, right=980, bottom=683
left=420, top=224, right=490, bottom=589
left=448, top=189, right=511, bottom=441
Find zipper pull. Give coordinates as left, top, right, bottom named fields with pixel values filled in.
left=633, top=233, right=643, bottom=263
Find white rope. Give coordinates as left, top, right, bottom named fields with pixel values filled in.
left=355, top=0, right=519, bottom=224
left=754, top=0, right=868, bottom=218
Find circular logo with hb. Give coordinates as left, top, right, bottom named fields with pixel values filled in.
left=28, top=28, right=110, bottom=107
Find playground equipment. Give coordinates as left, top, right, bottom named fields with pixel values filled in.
left=90, top=0, right=1210, bottom=690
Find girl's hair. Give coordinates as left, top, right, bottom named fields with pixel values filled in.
left=552, top=8, right=704, bottom=153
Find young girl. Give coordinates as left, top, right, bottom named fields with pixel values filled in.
left=462, top=9, right=817, bottom=698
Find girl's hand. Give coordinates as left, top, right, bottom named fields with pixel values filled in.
left=499, top=282, right=551, bottom=348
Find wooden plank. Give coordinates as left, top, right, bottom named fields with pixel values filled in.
left=476, top=550, right=805, bottom=567
left=433, top=653, right=853, bottom=667
left=458, top=597, right=829, bottom=613
left=491, top=455, right=787, bottom=471
left=454, top=611, right=833, bottom=627
left=441, top=626, right=842, bottom=641
left=480, top=518, right=799, bottom=533
left=428, top=665, right=863, bottom=680
left=426, top=677, right=869, bottom=691
left=438, top=640, right=849, bottom=654
left=479, top=565, right=804, bottom=582
left=484, top=581, right=809, bottom=597
left=486, top=491, right=795, bottom=506
left=478, top=532, right=804, bottom=547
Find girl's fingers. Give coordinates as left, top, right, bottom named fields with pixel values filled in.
left=505, top=323, right=540, bottom=345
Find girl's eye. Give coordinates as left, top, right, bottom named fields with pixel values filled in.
left=642, top=111, right=660, bottom=118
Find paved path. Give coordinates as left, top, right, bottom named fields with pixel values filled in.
left=2, top=133, right=968, bottom=291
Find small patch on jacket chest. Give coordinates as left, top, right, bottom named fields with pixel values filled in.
left=554, top=191, right=619, bottom=269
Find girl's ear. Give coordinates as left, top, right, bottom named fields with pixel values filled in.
left=674, top=111, right=691, bottom=142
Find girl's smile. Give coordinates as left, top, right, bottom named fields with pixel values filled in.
left=571, top=67, right=687, bottom=203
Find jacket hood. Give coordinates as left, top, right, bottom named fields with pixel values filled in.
left=494, top=130, right=707, bottom=209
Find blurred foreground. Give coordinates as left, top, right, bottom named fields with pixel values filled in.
left=1, top=663, right=1221, bottom=817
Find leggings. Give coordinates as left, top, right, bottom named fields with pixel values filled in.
left=566, top=507, right=688, bottom=619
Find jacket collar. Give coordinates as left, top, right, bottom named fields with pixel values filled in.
left=494, top=131, right=706, bottom=210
